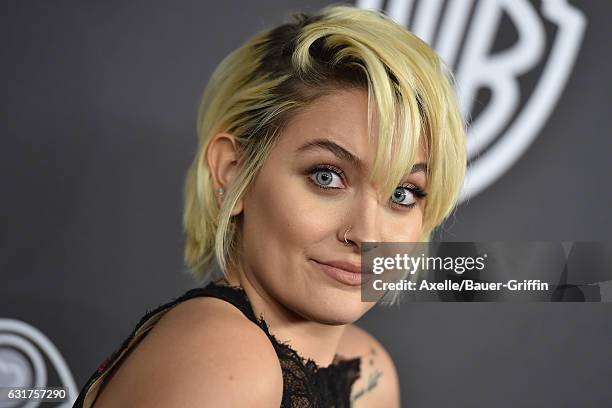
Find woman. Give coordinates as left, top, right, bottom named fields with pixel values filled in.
left=74, top=5, right=466, bottom=407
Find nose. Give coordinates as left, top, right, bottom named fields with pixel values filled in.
left=340, top=189, right=382, bottom=252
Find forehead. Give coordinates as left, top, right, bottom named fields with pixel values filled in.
left=277, top=88, right=427, bottom=163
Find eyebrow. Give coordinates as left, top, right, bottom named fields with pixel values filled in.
left=296, top=138, right=364, bottom=171
left=410, top=162, right=428, bottom=174
left=295, top=138, right=428, bottom=176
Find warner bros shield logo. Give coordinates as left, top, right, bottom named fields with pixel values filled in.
left=356, top=0, right=587, bottom=201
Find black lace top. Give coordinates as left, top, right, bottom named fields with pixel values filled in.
left=73, top=281, right=361, bottom=407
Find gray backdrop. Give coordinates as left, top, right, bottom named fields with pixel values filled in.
left=1, top=0, right=611, bottom=407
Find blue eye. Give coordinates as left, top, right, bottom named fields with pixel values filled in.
left=391, top=185, right=426, bottom=208
left=391, top=187, right=416, bottom=206
left=308, top=166, right=344, bottom=189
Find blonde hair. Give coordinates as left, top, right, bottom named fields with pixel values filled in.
left=182, top=5, right=466, bottom=303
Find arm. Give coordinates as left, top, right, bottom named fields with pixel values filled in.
left=93, top=297, right=283, bottom=407
left=340, top=324, right=401, bottom=408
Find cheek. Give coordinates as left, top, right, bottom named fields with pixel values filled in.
left=243, top=170, right=333, bottom=252
left=384, top=208, right=424, bottom=242
left=408, top=208, right=425, bottom=239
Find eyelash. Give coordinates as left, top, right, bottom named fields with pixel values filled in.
left=306, top=165, right=427, bottom=209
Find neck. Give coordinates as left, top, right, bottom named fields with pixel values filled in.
left=223, top=272, right=347, bottom=368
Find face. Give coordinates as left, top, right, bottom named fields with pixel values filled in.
left=239, top=88, right=427, bottom=324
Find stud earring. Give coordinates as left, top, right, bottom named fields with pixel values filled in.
left=217, top=187, right=225, bottom=196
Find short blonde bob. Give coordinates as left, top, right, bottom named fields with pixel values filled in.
left=182, top=5, right=466, bottom=304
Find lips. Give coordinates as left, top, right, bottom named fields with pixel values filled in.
left=311, top=259, right=374, bottom=287
left=318, top=260, right=362, bottom=274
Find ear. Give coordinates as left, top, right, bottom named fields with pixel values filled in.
left=205, top=132, right=244, bottom=216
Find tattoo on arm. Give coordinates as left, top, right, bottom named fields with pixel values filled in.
left=350, top=347, right=383, bottom=403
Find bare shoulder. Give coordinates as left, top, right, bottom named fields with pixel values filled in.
left=94, top=296, right=283, bottom=407
left=338, top=324, right=400, bottom=408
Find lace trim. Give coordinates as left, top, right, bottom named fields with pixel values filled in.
left=213, top=281, right=361, bottom=407
left=75, top=280, right=361, bottom=408
left=214, top=279, right=353, bottom=370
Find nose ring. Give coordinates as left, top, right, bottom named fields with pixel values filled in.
left=343, top=226, right=352, bottom=245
